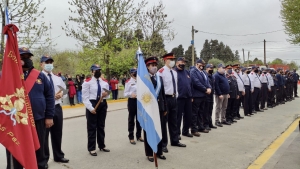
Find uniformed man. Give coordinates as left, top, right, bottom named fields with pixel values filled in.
left=7, top=47, right=55, bottom=169
left=259, top=68, right=269, bottom=110
left=174, top=57, right=193, bottom=138
left=82, top=64, right=110, bottom=156
left=190, top=59, right=211, bottom=136
left=40, top=55, right=69, bottom=166
left=232, top=64, right=245, bottom=120
left=276, top=68, right=284, bottom=105
left=124, top=68, right=143, bottom=145
left=158, top=53, right=186, bottom=153
left=143, top=57, right=167, bottom=162
left=225, top=67, right=239, bottom=124
left=204, top=64, right=217, bottom=130
left=249, top=66, right=263, bottom=113
left=292, top=69, right=299, bottom=98
left=242, top=68, right=253, bottom=116
left=266, top=69, right=275, bottom=108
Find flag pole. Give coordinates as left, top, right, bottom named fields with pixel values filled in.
left=154, top=153, right=158, bottom=169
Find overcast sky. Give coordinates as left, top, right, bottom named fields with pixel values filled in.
left=41, top=0, right=300, bottom=64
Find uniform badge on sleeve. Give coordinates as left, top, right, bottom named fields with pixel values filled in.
left=36, top=79, right=42, bottom=84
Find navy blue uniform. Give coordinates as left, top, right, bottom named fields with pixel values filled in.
left=7, top=68, right=55, bottom=169
left=175, top=67, right=192, bottom=136
left=204, top=71, right=215, bottom=128
left=276, top=73, right=284, bottom=104
left=292, top=72, right=299, bottom=97
left=226, top=75, right=239, bottom=122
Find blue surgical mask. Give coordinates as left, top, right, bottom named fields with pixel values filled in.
left=44, top=64, right=54, bottom=72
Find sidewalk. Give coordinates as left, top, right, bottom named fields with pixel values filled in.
left=62, top=99, right=127, bottom=119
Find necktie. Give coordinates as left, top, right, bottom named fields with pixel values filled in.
left=48, top=73, right=54, bottom=89
left=151, top=76, right=157, bottom=88
left=170, top=70, right=176, bottom=94
left=247, top=75, right=251, bottom=88
left=266, top=74, right=269, bottom=85
left=97, top=79, right=101, bottom=100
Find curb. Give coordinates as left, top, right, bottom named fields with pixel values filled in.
left=61, top=98, right=127, bottom=110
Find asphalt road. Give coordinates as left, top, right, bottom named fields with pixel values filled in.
left=1, top=98, right=300, bottom=169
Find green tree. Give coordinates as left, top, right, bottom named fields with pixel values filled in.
left=271, top=58, right=284, bottom=64
left=253, top=57, right=264, bottom=65
left=0, top=0, right=49, bottom=64
left=234, top=50, right=240, bottom=61
left=184, top=45, right=198, bottom=69
left=281, top=0, right=300, bottom=44
left=207, top=58, right=224, bottom=67
left=200, top=39, right=211, bottom=62
left=63, top=0, right=146, bottom=79
left=171, top=44, right=184, bottom=58
left=288, top=61, right=299, bottom=70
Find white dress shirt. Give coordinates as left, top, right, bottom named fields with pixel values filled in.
left=266, top=73, right=274, bottom=89
left=157, top=65, right=178, bottom=97
left=233, top=70, right=245, bottom=92
left=42, top=71, right=67, bottom=105
left=249, top=72, right=262, bottom=88
left=242, top=73, right=254, bottom=92
left=124, top=77, right=137, bottom=98
left=82, top=77, right=110, bottom=111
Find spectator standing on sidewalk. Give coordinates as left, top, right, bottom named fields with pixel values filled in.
left=67, top=76, right=76, bottom=106
left=110, top=75, right=119, bottom=100
left=75, top=74, right=83, bottom=104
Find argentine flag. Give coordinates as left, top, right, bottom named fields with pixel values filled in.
left=136, top=48, right=162, bottom=153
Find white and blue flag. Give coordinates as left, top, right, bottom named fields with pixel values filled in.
left=136, top=47, right=162, bottom=153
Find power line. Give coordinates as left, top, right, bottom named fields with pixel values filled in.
left=196, top=29, right=284, bottom=37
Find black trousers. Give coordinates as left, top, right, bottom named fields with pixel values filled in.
left=293, top=82, right=298, bottom=97
left=233, top=93, right=242, bottom=118
left=69, top=97, right=74, bottom=105
left=144, top=112, right=164, bottom=156
left=162, top=96, right=178, bottom=147
left=176, top=98, right=192, bottom=135
left=86, top=100, right=107, bottom=151
left=244, top=86, right=252, bottom=115
left=226, top=98, right=236, bottom=121
left=45, top=104, right=65, bottom=162
left=283, top=86, right=287, bottom=101
left=127, top=98, right=142, bottom=140
left=252, top=87, right=260, bottom=111
left=260, top=84, right=268, bottom=109
left=112, top=90, right=118, bottom=100
left=204, top=101, right=214, bottom=128
left=267, top=86, right=275, bottom=106
left=6, top=119, right=47, bottom=169
left=191, top=97, right=206, bottom=133
left=276, top=86, right=282, bottom=103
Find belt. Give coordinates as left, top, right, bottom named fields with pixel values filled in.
left=244, top=85, right=250, bottom=87
left=55, top=104, right=61, bottom=107
left=166, top=94, right=176, bottom=97
left=262, top=83, right=267, bottom=84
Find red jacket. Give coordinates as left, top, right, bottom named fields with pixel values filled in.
left=110, top=78, right=119, bottom=90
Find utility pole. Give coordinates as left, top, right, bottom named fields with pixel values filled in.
left=264, top=39, right=266, bottom=65
left=191, top=26, right=198, bottom=66
left=248, top=51, right=250, bottom=67
left=242, top=48, right=245, bottom=63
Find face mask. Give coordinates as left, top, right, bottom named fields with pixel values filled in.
left=208, top=70, right=213, bottom=74
left=44, top=64, right=54, bottom=72
left=178, top=64, right=185, bottom=69
left=236, top=69, right=240, bottom=73
left=94, top=70, right=101, bottom=78
left=22, top=58, right=33, bottom=68
left=263, top=72, right=267, bottom=74
left=168, top=61, right=175, bottom=68
left=227, top=69, right=233, bottom=74
left=68, top=78, right=72, bottom=81
left=246, top=71, right=251, bottom=74
left=254, top=70, right=258, bottom=73
left=149, top=67, right=157, bottom=74
left=132, top=73, right=137, bottom=77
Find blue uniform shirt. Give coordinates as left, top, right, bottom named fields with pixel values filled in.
left=26, top=69, right=55, bottom=120
left=174, top=67, right=192, bottom=99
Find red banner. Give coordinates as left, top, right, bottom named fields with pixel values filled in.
left=0, top=24, right=40, bottom=168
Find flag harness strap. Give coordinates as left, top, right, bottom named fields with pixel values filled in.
left=25, top=69, right=40, bottom=93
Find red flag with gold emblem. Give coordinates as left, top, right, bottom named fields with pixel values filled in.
left=0, top=24, right=40, bottom=168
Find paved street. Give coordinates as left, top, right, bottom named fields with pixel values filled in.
left=1, top=99, right=300, bottom=169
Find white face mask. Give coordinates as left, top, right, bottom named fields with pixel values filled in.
left=168, top=61, right=175, bottom=68
left=149, top=66, right=157, bottom=74
left=44, top=64, right=54, bottom=72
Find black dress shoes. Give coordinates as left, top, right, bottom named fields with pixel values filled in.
left=130, top=140, right=136, bottom=145
left=158, top=155, right=166, bottom=160
left=100, top=148, right=110, bottom=152
left=215, top=122, right=223, bottom=127
left=178, top=136, right=181, bottom=140
left=171, top=142, right=186, bottom=147
left=209, top=125, right=217, bottom=129
left=89, top=151, right=97, bottom=156
left=238, top=116, right=244, bottom=119
left=205, top=127, right=211, bottom=130
left=54, top=158, right=69, bottom=163
left=162, top=147, right=168, bottom=153
left=182, top=133, right=193, bottom=137
left=192, top=132, right=201, bottom=137
left=147, top=157, right=154, bottom=162
left=221, top=121, right=231, bottom=125
left=137, top=138, right=144, bottom=142
left=199, top=129, right=209, bottom=133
